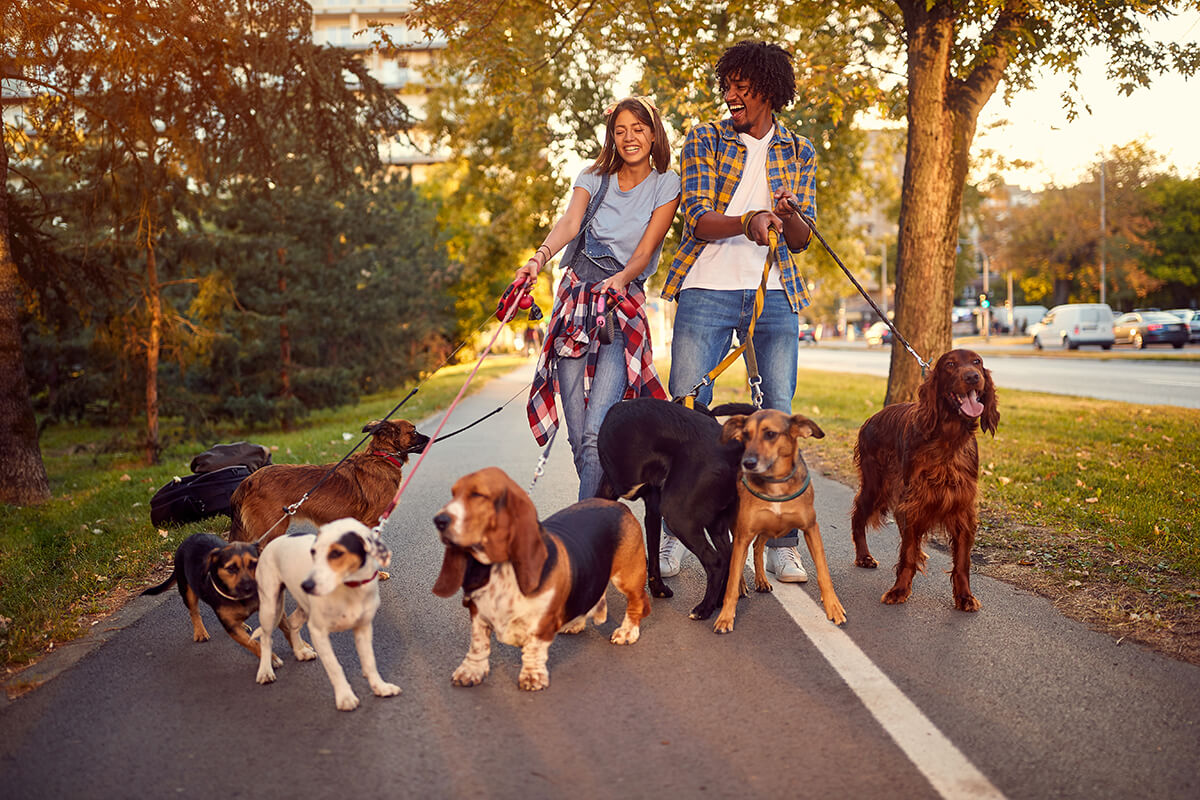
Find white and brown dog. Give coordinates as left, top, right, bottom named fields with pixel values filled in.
left=253, top=518, right=400, bottom=711
left=432, top=467, right=650, bottom=691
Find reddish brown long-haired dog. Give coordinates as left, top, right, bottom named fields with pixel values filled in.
left=229, top=420, right=429, bottom=546
left=851, top=349, right=999, bottom=611
left=432, top=467, right=650, bottom=691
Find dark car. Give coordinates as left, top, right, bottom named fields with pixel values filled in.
left=1165, top=309, right=1200, bottom=343
left=799, top=323, right=818, bottom=345
left=1112, top=311, right=1188, bottom=349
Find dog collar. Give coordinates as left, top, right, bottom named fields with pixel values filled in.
left=207, top=573, right=254, bottom=602
left=344, top=570, right=379, bottom=588
left=372, top=450, right=406, bottom=469
left=740, top=471, right=811, bottom=503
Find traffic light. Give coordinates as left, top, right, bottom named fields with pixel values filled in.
left=979, top=292, right=990, bottom=309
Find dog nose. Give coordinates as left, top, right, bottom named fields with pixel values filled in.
left=964, top=371, right=981, bottom=385
left=433, top=512, right=451, bottom=532
left=742, top=455, right=758, bottom=470
left=301, top=578, right=316, bottom=594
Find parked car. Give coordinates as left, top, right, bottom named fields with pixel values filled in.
left=1113, top=311, right=1188, bottom=349
left=798, top=323, right=817, bottom=344
left=1165, top=309, right=1200, bottom=343
left=997, top=304, right=1049, bottom=334
left=1028, top=303, right=1114, bottom=350
left=864, top=320, right=893, bottom=347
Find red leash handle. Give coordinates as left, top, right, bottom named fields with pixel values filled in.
left=497, top=277, right=534, bottom=320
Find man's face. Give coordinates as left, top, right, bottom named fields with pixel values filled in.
left=724, top=73, right=772, bottom=135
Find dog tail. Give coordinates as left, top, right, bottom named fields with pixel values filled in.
left=707, top=402, right=758, bottom=418
left=141, top=568, right=178, bottom=596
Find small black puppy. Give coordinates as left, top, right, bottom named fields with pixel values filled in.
left=143, top=532, right=279, bottom=665
left=597, top=398, right=754, bottom=620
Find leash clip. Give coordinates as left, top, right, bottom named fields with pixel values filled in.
left=748, top=375, right=764, bottom=409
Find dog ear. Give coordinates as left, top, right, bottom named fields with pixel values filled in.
left=980, top=367, right=1000, bottom=436
left=363, top=533, right=392, bottom=568
left=499, top=475, right=547, bottom=596
left=362, top=419, right=382, bottom=434
left=789, top=414, right=825, bottom=440
left=720, top=415, right=748, bottom=444
left=432, top=547, right=468, bottom=597
left=915, top=357, right=943, bottom=435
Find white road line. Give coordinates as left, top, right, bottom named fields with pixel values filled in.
left=770, top=577, right=1007, bottom=800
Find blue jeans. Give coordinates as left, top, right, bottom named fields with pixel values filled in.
left=557, top=329, right=628, bottom=501
left=670, top=288, right=799, bottom=547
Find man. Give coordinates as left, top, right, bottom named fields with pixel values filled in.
left=660, top=40, right=817, bottom=582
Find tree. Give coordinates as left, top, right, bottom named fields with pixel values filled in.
left=2, top=0, right=409, bottom=496
left=1141, top=174, right=1200, bottom=306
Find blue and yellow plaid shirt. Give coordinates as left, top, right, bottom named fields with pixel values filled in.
left=661, top=116, right=817, bottom=311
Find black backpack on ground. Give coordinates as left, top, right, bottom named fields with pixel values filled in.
left=149, top=441, right=271, bottom=528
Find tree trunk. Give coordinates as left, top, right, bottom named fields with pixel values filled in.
left=144, top=239, right=162, bottom=465
left=0, top=135, right=51, bottom=505
left=276, top=248, right=292, bottom=432
left=887, top=1, right=1013, bottom=405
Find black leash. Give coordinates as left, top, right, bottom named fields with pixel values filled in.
left=788, top=200, right=930, bottom=374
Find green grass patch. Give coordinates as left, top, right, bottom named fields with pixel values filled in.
left=0, top=357, right=526, bottom=670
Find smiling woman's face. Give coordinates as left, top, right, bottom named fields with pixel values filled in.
left=612, top=109, right=652, bottom=168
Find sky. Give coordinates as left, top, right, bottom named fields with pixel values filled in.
left=972, top=10, right=1200, bottom=190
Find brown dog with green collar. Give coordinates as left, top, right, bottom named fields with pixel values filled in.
left=143, top=532, right=282, bottom=666
left=714, top=409, right=846, bottom=634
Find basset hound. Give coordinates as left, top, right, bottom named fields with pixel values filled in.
left=432, top=467, right=651, bottom=691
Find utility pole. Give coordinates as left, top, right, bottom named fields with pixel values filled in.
left=1099, top=151, right=1107, bottom=305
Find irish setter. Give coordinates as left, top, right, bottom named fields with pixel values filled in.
left=850, top=349, right=999, bottom=611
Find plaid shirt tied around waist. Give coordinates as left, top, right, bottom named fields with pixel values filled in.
left=527, top=271, right=666, bottom=446
left=661, top=117, right=817, bottom=311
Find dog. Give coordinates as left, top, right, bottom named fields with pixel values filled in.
left=228, top=419, right=429, bottom=547
left=714, top=409, right=846, bottom=633
left=596, top=398, right=756, bottom=620
left=850, top=348, right=1000, bottom=611
left=253, top=518, right=400, bottom=711
left=432, top=467, right=650, bottom=692
left=142, top=533, right=283, bottom=666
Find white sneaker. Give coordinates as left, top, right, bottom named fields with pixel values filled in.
left=659, top=532, right=683, bottom=578
left=765, top=546, right=808, bottom=583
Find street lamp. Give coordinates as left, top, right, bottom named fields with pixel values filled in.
left=1099, top=150, right=1107, bottom=305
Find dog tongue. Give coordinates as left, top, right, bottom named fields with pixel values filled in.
left=960, top=391, right=984, bottom=418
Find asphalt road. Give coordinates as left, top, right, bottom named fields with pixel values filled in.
left=797, top=343, right=1200, bottom=408
left=2, top=365, right=1199, bottom=799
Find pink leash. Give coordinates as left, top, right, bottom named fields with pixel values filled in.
left=373, top=278, right=533, bottom=528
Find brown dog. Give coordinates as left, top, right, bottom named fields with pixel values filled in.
left=228, top=419, right=429, bottom=546
left=714, top=410, right=846, bottom=633
left=851, top=348, right=999, bottom=611
left=142, top=532, right=281, bottom=666
left=432, top=467, right=650, bottom=691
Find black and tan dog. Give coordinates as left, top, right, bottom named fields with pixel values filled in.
left=228, top=419, right=429, bottom=547
left=432, top=467, right=650, bottom=691
left=597, top=398, right=756, bottom=621
left=143, top=532, right=280, bottom=665
left=715, top=409, right=846, bottom=633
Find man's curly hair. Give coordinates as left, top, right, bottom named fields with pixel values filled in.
left=715, top=41, right=796, bottom=112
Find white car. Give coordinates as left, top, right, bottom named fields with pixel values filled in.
left=1028, top=303, right=1115, bottom=350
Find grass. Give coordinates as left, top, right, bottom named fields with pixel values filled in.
left=0, top=356, right=527, bottom=674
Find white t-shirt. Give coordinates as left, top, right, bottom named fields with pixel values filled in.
left=680, top=130, right=783, bottom=291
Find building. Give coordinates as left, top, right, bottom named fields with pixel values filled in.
left=309, top=1, right=448, bottom=179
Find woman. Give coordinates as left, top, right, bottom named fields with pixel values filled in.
left=521, top=96, right=680, bottom=500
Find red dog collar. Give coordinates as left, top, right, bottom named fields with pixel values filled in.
left=344, top=571, right=379, bottom=588
left=372, top=450, right=406, bottom=469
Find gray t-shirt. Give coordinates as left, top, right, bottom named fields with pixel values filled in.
left=573, top=168, right=681, bottom=283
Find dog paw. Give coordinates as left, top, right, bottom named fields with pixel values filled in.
left=371, top=680, right=402, bottom=698
left=855, top=554, right=879, bottom=569
left=956, top=594, right=981, bottom=612
left=648, top=579, right=673, bottom=599
left=256, top=666, right=277, bottom=685
left=335, top=691, right=361, bottom=711
left=295, top=643, right=317, bottom=661
left=559, top=617, right=587, bottom=635
left=271, top=653, right=283, bottom=668
left=824, top=599, right=848, bottom=626
left=518, top=667, right=549, bottom=691
left=610, top=623, right=640, bottom=645
left=378, top=571, right=391, bottom=581
left=688, top=603, right=715, bottom=620
left=881, top=587, right=911, bottom=605
left=451, top=661, right=488, bottom=687
left=192, top=630, right=211, bottom=643
left=738, top=576, right=748, bottom=598
left=713, top=616, right=735, bottom=635
left=754, top=576, right=773, bottom=593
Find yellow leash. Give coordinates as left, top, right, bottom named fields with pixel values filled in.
left=681, top=229, right=777, bottom=409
